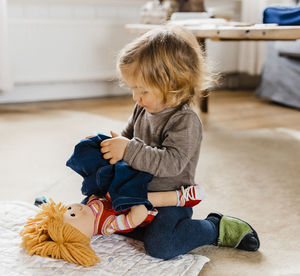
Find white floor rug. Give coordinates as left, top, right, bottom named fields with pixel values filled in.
left=1, top=110, right=300, bottom=275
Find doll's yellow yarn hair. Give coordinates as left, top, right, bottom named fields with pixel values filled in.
left=20, top=199, right=100, bottom=267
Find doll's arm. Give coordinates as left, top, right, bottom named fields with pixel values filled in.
left=128, top=205, right=148, bottom=226
left=148, top=191, right=178, bottom=207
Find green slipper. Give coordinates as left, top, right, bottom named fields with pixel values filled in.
left=207, top=212, right=260, bottom=251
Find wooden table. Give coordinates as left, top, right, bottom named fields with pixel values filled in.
left=126, top=23, right=300, bottom=41
left=125, top=23, right=300, bottom=112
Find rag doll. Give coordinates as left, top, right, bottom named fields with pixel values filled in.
left=20, top=185, right=204, bottom=267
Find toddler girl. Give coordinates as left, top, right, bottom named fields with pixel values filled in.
left=100, top=24, right=260, bottom=259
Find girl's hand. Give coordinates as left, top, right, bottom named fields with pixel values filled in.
left=100, top=131, right=130, bottom=165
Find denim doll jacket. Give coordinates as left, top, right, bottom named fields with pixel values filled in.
left=66, top=134, right=153, bottom=212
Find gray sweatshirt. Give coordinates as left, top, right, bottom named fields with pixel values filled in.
left=122, top=103, right=202, bottom=191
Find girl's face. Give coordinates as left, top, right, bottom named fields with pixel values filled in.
left=121, top=68, right=168, bottom=114
left=132, top=86, right=166, bottom=114
left=63, top=203, right=95, bottom=238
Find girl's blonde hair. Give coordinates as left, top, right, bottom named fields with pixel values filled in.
left=20, top=200, right=99, bottom=267
left=117, top=24, right=213, bottom=107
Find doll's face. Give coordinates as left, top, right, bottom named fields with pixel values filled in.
left=63, top=203, right=95, bottom=238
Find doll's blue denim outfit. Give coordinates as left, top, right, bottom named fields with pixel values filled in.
left=66, top=134, right=153, bottom=211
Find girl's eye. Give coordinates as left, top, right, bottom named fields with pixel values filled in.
left=70, top=213, right=75, bottom=217
left=68, top=207, right=71, bottom=210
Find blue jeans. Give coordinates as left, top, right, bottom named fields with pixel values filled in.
left=121, top=206, right=218, bottom=259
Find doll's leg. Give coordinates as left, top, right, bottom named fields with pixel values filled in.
left=128, top=205, right=148, bottom=226
left=148, top=185, right=205, bottom=208
left=110, top=186, right=203, bottom=233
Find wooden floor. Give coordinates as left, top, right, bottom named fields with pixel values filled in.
left=0, top=90, right=299, bottom=131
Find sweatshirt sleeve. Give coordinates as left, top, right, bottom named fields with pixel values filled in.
left=123, top=111, right=202, bottom=177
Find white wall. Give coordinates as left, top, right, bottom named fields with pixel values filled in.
left=0, top=0, right=147, bottom=103
left=205, top=0, right=242, bottom=73
left=0, top=0, right=245, bottom=103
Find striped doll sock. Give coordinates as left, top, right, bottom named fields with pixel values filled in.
left=109, top=214, right=136, bottom=233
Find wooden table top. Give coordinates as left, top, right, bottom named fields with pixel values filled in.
left=126, top=23, right=300, bottom=41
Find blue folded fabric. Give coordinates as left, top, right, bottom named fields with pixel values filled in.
left=66, top=134, right=153, bottom=211
left=263, top=6, right=300, bottom=25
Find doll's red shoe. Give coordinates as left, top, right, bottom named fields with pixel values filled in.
left=180, top=185, right=205, bottom=207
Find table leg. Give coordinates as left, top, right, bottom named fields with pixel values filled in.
left=197, top=38, right=209, bottom=113
left=200, top=90, right=209, bottom=113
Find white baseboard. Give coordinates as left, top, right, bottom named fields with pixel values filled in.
left=0, top=81, right=130, bottom=103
